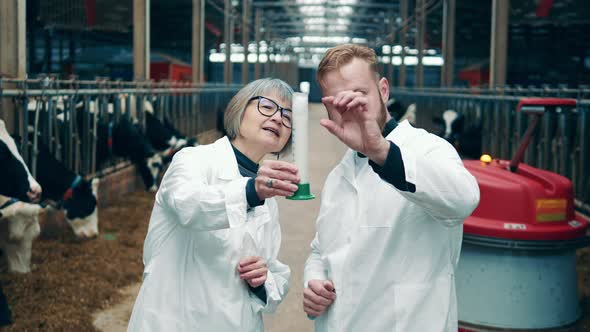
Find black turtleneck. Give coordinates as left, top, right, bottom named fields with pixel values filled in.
left=231, top=144, right=265, bottom=208
left=231, top=144, right=268, bottom=302
left=360, top=118, right=416, bottom=193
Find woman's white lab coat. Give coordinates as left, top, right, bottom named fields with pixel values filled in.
left=128, top=137, right=290, bottom=332
left=304, top=120, right=480, bottom=332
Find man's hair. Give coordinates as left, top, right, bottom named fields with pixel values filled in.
left=317, top=44, right=378, bottom=83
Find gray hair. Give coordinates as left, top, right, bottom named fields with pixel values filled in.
left=224, top=78, right=294, bottom=152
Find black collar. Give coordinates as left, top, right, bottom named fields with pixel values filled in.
left=231, top=144, right=259, bottom=176
left=382, top=117, right=399, bottom=137
left=0, top=198, right=18, bottom=210
left=357, top=117, right=398, bottom=158
left=63, top=175, right=83, bottom=201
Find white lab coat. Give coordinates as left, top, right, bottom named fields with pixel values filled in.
left=304, top=120, right=480, bottom=332
left=128, top=136, right=290, bottom=332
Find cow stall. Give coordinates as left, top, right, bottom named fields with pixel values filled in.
left=390, top=87, right=590, bottom=217
left=0, top=78, right=240, bottom=239
left=0, top=77, right=239, bottom=180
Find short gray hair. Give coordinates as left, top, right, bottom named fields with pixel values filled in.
left=224, top=78, right=294, bottom=151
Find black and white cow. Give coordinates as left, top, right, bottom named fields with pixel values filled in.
left=22, top=99, right=101, bottom=238
left=387, top=99, right=416, bottom=125
left=35, top=142, right=99, bottom=238
left=60, top=99, right=163, bottom=191
left=94, top=114, right=163, bottom=191
left=143, top=100, right=197, bottom=163
left=432, top=110, right=482, bottom=159
left=0, top=120, right=42, bottom=202
left=0, top=195, right=42, bottom=273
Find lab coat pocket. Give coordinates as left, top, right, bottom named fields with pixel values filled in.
left=393, top=276, right=452, bottom=332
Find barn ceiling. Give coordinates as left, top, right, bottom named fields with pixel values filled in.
left=24, top=0, right=590, bottom=84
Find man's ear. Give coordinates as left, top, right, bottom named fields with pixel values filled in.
left=378, top=77, right=389, bottom=104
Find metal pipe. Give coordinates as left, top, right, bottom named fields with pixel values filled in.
left=242, top=0, right=250, bottom=84
left=441, top=0, right=455, bottom=87
left=0, top=87, right=240, bottom=96
left=254, top=8, right=262, bottom=79
left=398, top=0, right=408, bottom=87
left=192, top=0, right=205, bottom=84
left=133, top=0, right=150, bottom=81
left=252, top=2, right=398, bottom=9
left=490, top=0, right=509, bottom=87
left=224, top=0, right=233, bottom=84
left=415, top=0, right=426, bottom=88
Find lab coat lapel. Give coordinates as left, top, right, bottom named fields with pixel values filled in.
left=213, top=136, right=242, bottom=181
left=339, top=150, right=358, bottom=190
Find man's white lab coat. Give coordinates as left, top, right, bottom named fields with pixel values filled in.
left=304, top=120, right=480, bottom=332
left=128, top=137, right=290, bottom=332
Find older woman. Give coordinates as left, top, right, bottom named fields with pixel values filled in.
left=127, top=78, right=299, bottom=331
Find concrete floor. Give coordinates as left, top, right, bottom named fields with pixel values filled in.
left=93, top=103, right=348, bottom=332
left=263, top=103, right=347, bottom=332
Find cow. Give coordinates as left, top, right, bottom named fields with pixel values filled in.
left=94, top=113, right=163, bottom=191
left=432, top=110, right=482, bottom=159
left=35, top=142, right=99, bottom=238
left=0, top=120, right=42, bottom=202
left=0, top=195, right=42, bottom=273
left=65, top=99, right=164, bottom=191
left=143, top=100, right=197, bottom=163
left=387, top=99, right=416, bottom=125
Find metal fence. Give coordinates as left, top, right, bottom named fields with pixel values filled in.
left=390, top=87, right=590, bottom=216
left=0, top=78, right=241, bottom=178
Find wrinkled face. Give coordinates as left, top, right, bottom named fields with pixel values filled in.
left=239, top=91, right=292, bottom=154
left=64, top=178, right=99, bottom=238
left=319, top=58, right=390, bottom=129
left=0, top=200, right=42, bottom=273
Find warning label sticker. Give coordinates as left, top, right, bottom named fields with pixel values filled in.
left=568, top=220, right=582, bottom=228
left=504, top=223, right=527, bottom=230
left=536, top=199, right=567, bottom=222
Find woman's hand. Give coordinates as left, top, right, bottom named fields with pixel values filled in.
left=255, top=160, right=300, bottom=200
left=237, top=256, right=268, bottom=288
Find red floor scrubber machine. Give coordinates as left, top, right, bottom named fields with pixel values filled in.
left=457, top=98, right=590, bottom=331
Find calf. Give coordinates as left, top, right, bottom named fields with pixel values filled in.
left=93, top=110, right=163, bottom=191
left=0, top=195, right=42, bottom=273
left=70, top=100, right=163, bottom=191
left=433, top=110, right=482, bottom=159
left=143, top=100, right=197, bottom=163
left=35, top=143, right=99, bottom=238
left=387, top=100, right=416, bottom=125
left=0, top=120, right=42, bottom=202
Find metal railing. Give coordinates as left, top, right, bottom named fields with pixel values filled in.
left=0, top=78, right=241, bottom=178
left=390, top=87, right=590, bottom=216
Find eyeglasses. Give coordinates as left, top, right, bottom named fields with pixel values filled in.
left=249, top=96, right=293, bottom=128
